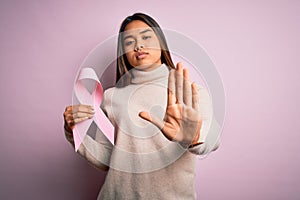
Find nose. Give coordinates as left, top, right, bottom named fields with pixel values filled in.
left=134, top=40, right=144, bottom=51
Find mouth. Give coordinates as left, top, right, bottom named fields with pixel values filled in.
left=136, top=52, right=148, bottom=60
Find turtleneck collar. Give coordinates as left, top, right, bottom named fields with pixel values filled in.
left=130, top=64, right=170, bottom=84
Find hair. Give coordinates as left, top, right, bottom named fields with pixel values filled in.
left=116, top=13, right=175, bottom=86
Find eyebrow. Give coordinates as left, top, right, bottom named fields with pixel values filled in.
left=123, top=28, right=153, bottom=40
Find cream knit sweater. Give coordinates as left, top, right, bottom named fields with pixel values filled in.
left=66, top=64, right=220, bottom=199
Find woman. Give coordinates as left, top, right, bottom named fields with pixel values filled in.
left=64, top=13, right=219, bottom=199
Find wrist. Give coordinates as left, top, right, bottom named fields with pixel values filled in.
left=188, top=141, right=203, bottom=148
left=191, top=131, right=200, bottom=145
left=188, top=130, right=203, bottom=148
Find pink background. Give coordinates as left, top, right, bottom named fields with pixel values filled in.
left=0, top=0, right=299, bottom=199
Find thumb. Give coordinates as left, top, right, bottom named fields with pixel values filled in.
left=139, top=111, right=165, bottom=130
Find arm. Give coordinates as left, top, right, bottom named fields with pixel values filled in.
left=189, top=116, right=221, bottom=155
left=64, top=124, right=112, bottom=171
left=63, top=102, right=113, bottom=171
left=187, top=86, right=221, bottom=155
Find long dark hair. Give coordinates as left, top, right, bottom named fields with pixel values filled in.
left=116, top=13, right=175, bottom=85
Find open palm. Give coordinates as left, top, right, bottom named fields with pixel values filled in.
left=139, top=62, right=203, bottom=146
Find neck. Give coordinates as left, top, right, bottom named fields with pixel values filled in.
left=130, top=63, right=170, bottom=84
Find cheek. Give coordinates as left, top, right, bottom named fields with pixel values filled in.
left=153, top=50, right=162, bottom=61
left=149, top=40, right=161, bottom=57
left=125, top=51, right=136, bottom=64
left=147, top=40, right=161, bottom=50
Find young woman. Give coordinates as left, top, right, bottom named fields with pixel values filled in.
left=64, top=13, right=220, bottom=199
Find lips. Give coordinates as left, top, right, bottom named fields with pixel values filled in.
left=136, top=52, right=148, bottom=59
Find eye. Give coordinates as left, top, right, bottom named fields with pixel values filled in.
left=142, top=36, right=151, bottom=40
left=124, top=40, right=134, bottom=46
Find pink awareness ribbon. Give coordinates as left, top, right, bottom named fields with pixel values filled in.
left=73, top=67, right=114, bottom=151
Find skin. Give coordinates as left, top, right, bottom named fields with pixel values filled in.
left=63, top=104, right=95, bottom=133
left=123, top=20, right=162, bottom=71
left=139, top=62, right=202, bottom=145
left=63, top=20, right=202, bottom=146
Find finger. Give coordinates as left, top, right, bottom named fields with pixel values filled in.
left=168, top=69, right=176, bottom=105
left=65, top=104, right=94, bottom=113
left=192, top=83, right=200, bottom=110
left=63, top=110, right=69, bottom=119
left=183, top=68, right=192, bottom=106
left=72, top=112, right=94, bottom=119
left=64, top=111, right=92, bottom=121
left=66, top=119, right=75, bottom=128
left=64, top=113, right=73, bottom=121
left=176, top=62, right=183, bottom=104
left=65, top=105, right=73, bottom=111
left=74, top=116, right=90, bottom=124
left=139, top=111, right=165, bottom=130
left=72, top=104, right=95, bottom=114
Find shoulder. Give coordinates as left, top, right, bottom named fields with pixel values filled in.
left=103, top=87, right=115, bottom=98
left=100, top=87, right=116, bottom=110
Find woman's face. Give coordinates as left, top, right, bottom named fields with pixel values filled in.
left=123, top=20, right=162, bottom=71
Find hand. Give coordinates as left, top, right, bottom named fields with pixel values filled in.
left=63, top=104, right=95, bottom=133
left=139, top=62, right=203, bottom=146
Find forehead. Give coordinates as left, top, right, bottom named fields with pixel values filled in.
left=125, top=20, right=150, bottom=31
left=123, top=20, right=154, bottom=36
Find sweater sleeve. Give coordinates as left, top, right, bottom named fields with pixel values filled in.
left=188, top=85, right=221, bottom=156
